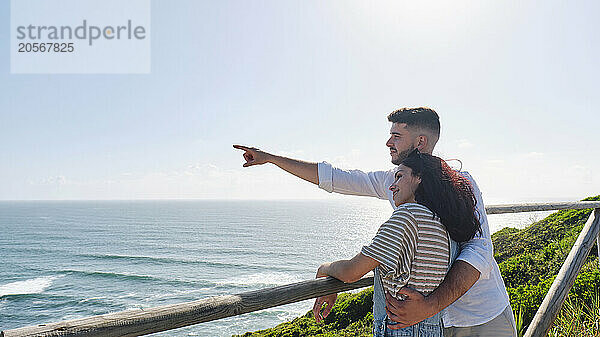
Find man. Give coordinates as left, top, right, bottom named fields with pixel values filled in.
left=233, top=107, right=516, bottom=336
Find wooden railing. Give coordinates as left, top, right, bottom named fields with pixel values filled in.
left=523, top=207, right=600, bottom=337
left=2, top=201, right=600, bottom=337
left=1, top=276, right=374, bottom=337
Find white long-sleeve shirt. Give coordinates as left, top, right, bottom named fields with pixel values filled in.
left=317, top=162, right=511, bottom=327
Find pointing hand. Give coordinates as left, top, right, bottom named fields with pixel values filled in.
left=233, top=145, right=271, bottom=167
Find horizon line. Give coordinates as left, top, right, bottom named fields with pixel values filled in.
left=0, top=196, right=589, bottom=203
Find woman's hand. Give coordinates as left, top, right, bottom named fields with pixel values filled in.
left=312, top=255, right=379, bottom=323
left=313, top=263, right=336, bottom=323
left=313, top=293, right=337, bottom=323
left=316, top=263, right=331, bottom=278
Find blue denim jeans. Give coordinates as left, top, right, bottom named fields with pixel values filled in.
left=373, top=311, right=444, bottom=337
left=372, top=238, right=459, bottom=337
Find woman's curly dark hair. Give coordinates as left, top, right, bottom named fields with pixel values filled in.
left=401, top=149, right=481, bottom=242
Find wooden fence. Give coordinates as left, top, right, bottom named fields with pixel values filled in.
left=2, top=201, right=600, bottom=337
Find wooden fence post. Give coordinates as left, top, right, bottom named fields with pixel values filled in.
left=523, top=209, right=600, bottom=337
left=597, top=233, right=600, bottom=269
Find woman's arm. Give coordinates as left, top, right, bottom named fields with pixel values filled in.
left=317, top=252, right=380, bottom=283
left=313, top=253, right=379, bottom=323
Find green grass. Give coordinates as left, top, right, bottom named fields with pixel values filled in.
left=548, top=289, right=600, bottom=337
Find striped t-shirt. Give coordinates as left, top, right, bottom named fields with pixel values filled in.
left=361, top=203, right=450, bottom=298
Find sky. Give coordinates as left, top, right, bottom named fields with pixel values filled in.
left=1, top=0, right=599, bottom=203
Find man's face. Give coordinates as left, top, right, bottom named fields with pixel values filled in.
left=386, top=123, right=418, bottom=165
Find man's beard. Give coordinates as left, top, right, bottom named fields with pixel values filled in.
left=391, top=146, right=415, bottom=165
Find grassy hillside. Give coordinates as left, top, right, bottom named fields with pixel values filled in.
left=236, top=196, right=600, bottom=337
left=494, top=195, right=600, bottom=334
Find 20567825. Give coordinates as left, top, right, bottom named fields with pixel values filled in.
left=18, top=43, right=74, bottom=53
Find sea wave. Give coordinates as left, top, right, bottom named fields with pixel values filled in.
left=0, top=276, right=61, bottom=297
left=76, top=253, right=291, bottom=272
left=58, top=269, right=159, bottom=282
left=78, top=253, right=194, bottom=264
left=217, top=272, right=303, bottom=288
left=57, top=269, right=214, bottom=288
left=77, top=296, right=107, bottom=304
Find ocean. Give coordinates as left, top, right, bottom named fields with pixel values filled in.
left=0, top=200, right=553, bottom=336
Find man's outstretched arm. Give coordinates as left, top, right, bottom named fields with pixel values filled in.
left=385, top=261, right=480, bottom=329
left=233, top=145, right=318, bottom=185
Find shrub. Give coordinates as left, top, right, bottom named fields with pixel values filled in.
left=234, top=288, right=374, bottom=337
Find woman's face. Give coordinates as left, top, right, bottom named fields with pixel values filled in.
left=390, top=164, right=421, bottom=207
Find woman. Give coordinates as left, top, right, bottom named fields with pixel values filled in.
left=312, top=150, right=481, bottom=336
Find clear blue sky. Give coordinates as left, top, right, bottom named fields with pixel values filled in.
left=1, top=0, right=598, bottom=202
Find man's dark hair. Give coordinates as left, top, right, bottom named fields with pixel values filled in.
left=387, top=107, right=441, bottom=140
